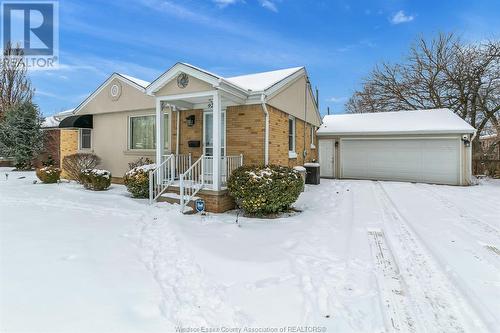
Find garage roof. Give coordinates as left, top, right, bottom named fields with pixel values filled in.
left=318, top=108, right=475, bottom=136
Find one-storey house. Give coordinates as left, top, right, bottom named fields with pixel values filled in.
left=317, top=109, right=475, bottom=186
left=58, top=63, right=321, bottom=212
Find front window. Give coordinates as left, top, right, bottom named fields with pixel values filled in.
left=288, top=116, right=295, bottom=152
left=129, top=114, right=169, bottom=150
left=80, top=129, right=92, bottom=149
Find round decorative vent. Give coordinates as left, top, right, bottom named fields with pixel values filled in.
left=177, top=73, right=189, bottom=89
left=109, top=82, right=122, bottom=100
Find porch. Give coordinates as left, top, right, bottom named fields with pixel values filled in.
left=147, top=69, right=250, bottom=212
left=149, top=153, right=243, bottom=212
left=144, top=63, right=266, bottom=212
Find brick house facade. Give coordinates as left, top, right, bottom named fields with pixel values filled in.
left=59, top=63, right=321, bottom=213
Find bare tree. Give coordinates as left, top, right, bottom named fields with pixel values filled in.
left=0, top=43, right=34, bottom=119
left=346, top=33, right=500, bottom=158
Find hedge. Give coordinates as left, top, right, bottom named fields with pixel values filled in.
left=80, top=169, right=111, bottom=191
left=123, top=163, right=156, bottom=198
left=36, top=166, right=61, bottom=183
left=227, top=165, right=303, bottom=216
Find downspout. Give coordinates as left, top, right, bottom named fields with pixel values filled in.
left=260, top=94, right=269, bottom=165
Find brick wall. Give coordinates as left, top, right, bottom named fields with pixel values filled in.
left=171, top=109, right=204, bottom=158
left=199, top=190, right=235, bottom=213
left=226, top=104, right=265, bottom=165
left=60, top=129, right=79, bottom=178
left=267, top=105, right=318, bottom=167
left=168, top=104, right=317, bottom=168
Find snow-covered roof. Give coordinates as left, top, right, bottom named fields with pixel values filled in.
left=42, top=116, right=59, bottom=128
left=318, top=108, right=475, bottom=136
left=118, top=73, right=150, bottom=88
left=42, top=108, right=75, bottom=128
left=226, top=67, right=304, bottom=91
left=147, top=62, right=306, bottom=95
left=480, top=134, right=498, bottom=140
left=179, top=62, right=303, bottom=91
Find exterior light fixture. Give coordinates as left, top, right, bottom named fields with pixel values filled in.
left=186, top=115, right=195, bottom=127
left=462, top=135, right=471, bottom=147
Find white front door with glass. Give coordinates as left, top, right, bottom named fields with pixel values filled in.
left=203, top=111, right=225, bottom=157
left=203, top=110, right=226, bottom=184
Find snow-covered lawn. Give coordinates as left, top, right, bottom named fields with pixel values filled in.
left=0, top=168, right=499, bottom=332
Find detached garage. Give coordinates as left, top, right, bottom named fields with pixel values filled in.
left=317, top=109, right=475, bottom=186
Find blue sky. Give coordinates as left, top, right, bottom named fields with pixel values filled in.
left=28, top=0, right=500, bottom=117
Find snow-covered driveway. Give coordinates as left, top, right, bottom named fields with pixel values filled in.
left=0, top=168, right=499, bottom=332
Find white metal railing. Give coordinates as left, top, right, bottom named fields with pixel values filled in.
left=203, top=154, right=244, bottom=187
left=149, top=154, right=175, bottom=204
left=177, top=154, right=244, bottom=212
left=224, top=154, right=244, bottom=185
left=179, top=155, right=205, bottom=212
left=175, top=153, right=192, bottom=178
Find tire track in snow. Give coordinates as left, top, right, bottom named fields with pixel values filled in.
left=416, top=184, right=500, bottom=240
left=415, top=184, right=500, bottom=272
left=367, top=229, right=418, bottom=332
left=137, top=212, right=246, bottom=326
left=373, top=182, right=487, bottom=333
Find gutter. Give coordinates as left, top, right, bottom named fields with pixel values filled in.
left=260, top=94, right=270, bottom=165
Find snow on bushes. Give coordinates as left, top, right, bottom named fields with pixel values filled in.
left=123, top=163, right=156, bottom=198
left=35, top=166, right=61, bottom=183
left=62, top=153, right=101, bottom=182
left=227, top=165, right=303, bottom=216
left=80, top=169, right=111, bottom=191
left=128, top=157, right=154, bottom=170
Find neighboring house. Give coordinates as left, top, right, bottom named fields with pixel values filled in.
left=480, top=134, right=499, bottom=159
left=60, top=63, right=321, bottom=212
left=317, top=109, right=475, bottom=186
left=38, top=109, right=74, bottom=168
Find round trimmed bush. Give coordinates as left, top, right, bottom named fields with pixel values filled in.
left=36, top=166, right=61, bottom=183
left=123, top=164, right=156, bottom=198
left=80, top=169, right=111, bottom=191
left=227, top=165, right=303, bottom=216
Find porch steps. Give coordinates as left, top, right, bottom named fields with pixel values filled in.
left=157, top=189, right=198, bottom=214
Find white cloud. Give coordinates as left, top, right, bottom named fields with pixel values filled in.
left=213, top=0, right=241, bottom=7
left=326, top=96, right=347, bottom=103
left=259, top=0, right=278, bottom=12
left=390, top=10, right=414, bottom=24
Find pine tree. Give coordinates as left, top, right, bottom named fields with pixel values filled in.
left=0, top=102, right=44, bottom=170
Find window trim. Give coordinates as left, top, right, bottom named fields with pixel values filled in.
left=79, top=128, right=92, bottom=150
left=127, top=113, right=170, bottom=151
left=288, top=116, right=296, bottom=158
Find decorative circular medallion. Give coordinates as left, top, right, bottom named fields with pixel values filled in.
left=177, top=73, right=189, bottom=89
left=109, top=82, right=122, bottom=101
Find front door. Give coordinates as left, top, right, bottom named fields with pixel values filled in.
left=203, top=111, right=225, bottom=157
left=203, top=111, right=226, bottom=184
left=319, top=139, right=335, bottom=178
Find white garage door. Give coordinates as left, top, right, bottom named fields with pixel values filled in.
left=340, top=138, right=460, bottom=185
